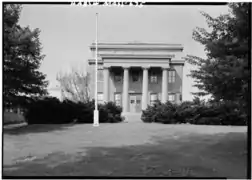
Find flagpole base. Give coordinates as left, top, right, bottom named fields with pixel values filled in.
left=93, top=109, right=99, bottom=127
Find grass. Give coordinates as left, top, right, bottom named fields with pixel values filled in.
left=4, top=124, right=74, bottom=135
left=3, top=123, right=247, bottom=178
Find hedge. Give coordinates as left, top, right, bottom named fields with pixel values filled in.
left=24, top=97, right=124, bottom=124
left=141, top=100, right=247, bottom=126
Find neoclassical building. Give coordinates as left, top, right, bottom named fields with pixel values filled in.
left=88, top=43, right=185, bottom=114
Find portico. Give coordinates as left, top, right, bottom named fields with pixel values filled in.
left=88, top=43, right=185, bottom=114
left=102, top=65, right=171, bottom=113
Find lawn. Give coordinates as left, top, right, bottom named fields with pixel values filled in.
left=3, top=122, right=247, bottom=178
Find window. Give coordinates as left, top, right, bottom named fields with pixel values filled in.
left=114, top=93, right=121, bottom=106
left=97, top=70, right=103, bottom=91
left=97, top=69, right=103, bottom=82
left=114, top=71, right=122, bottom=83
left=98, top=93, right=103, bottom=104
left=150, top=71, right=158, bottom=83
left=168, top=94, right=175, bottom=102
left=168, top=70, right=176, bottom=83
left=150, top=93, right=158, bottom=106
left=132, top=70, right=140, bottom=82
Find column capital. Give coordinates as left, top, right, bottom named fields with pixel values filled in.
left=122, top=66, right=130, bottom=69
left=142, top=65, right=150, bottom=70
left=161, top=65, right=170, bottom=70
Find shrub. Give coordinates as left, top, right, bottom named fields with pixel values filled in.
left=75, top=100, right=123, bottom=123
left=174, top=101, right=196, bottom=124
left=75, top=100, right=95, bottom=123
left=100, top=102, right=123, bottom=123
left=24, top=97, right=124, bottom=124
left=212, top=101, right=247, bottom=126
left=158, top=101, right=178, bottom=124
left=24, top=97, right=73, bottom=124
left=141, top=99, right=247, bottom=126
left=141, top=101, right=177, bottom=124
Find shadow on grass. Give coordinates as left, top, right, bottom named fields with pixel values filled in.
left=3, top=123, right=76, bottom=135
left=3, top=132, right=247, bottom=178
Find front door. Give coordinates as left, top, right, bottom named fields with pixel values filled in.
left=129, top=94, right=142, bottom=113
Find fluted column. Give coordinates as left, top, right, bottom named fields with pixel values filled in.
left=161, top=67, right=169, bottom=103
left=142, top=67, right=149, bottom=110
left=103, top=67, right=109, bottom=103
left=122, top=66, right=129, bottom=113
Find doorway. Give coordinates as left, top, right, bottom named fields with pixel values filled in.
left=129, top=94, right=142, bottom=113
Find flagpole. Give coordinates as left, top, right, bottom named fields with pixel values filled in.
left=93, top=13, right=99, bottom=127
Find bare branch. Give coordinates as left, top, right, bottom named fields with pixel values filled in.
left=56, top=67, right=91, bottom=102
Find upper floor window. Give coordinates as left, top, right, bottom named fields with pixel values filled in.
left=168, top=70, right=176, bottom=83
left=97, top=69, right=103, bottom=82
left=132, top=70, right=140, bottom=82
left=114, top=71, right=122, bottom=83
left=150, top=71, right=158, bottom=83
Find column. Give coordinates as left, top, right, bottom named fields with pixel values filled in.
left=142, top=67, right=149, bottom=110
left=161, top=67, right=169, bottom=103
left=122, top=66, right=129, bottom=113
left=103, top=67, right=109, bottom=103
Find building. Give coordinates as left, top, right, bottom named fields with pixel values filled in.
left=88, top=43, right=185, bottom=114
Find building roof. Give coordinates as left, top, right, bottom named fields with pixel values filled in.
left=89, top=42, right=184, bottom=51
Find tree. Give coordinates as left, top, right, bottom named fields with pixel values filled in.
left=4, top=4, right=48, bottom=107
left=56, top=68, right=91, bottom=103
left=186, top=3, right=249, bottom=112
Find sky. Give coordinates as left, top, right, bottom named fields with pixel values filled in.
left=19, top=4, right=229, bottom=101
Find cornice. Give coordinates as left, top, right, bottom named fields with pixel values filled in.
left=161, top=65, right=170, bottom=70
left=170, top=60, right=185, bottom=66
left=88, top=59, right=185, bottom=66
left=99, top=54, right=175, bottom=59
left=88, top=58, right=103, bottom=65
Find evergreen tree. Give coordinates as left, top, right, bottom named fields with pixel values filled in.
left=186, top=3, right=249, bottom=112
left=4, top=4, right=48, bottom=107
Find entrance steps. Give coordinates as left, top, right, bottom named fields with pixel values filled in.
left=122, top=113, right=142, bottom=123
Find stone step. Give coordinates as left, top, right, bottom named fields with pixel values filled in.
left=123, top=113, right=142, bottom=122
